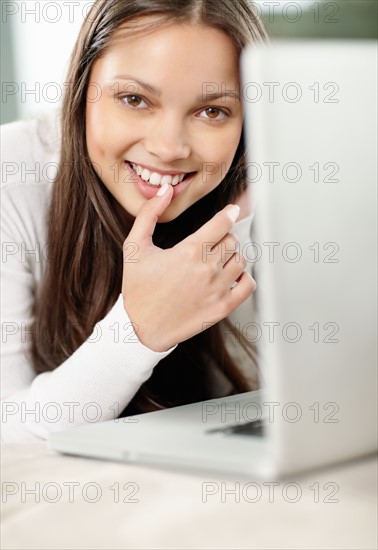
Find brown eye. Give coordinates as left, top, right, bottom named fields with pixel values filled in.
left=198, top=107, right=227, bottom=122
left=125, top=95, right=143, bottom=107
left=205, top=107, right=221, bottom=119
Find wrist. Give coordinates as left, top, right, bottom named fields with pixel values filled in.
left=122, top=297, right=175, bottom=353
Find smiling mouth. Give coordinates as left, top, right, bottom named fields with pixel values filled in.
left=126, top=161, right=195, bottom=187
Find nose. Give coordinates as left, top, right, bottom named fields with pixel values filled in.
left=144, top=112, right=191, bottom=162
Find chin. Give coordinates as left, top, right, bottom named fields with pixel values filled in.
left=157, top=211, right=179, bottom=223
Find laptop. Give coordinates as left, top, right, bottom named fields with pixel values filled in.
left=48, top=41, right=377, bottom=479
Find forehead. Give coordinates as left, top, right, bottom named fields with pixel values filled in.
left=94, top=17, right=240, bottom=85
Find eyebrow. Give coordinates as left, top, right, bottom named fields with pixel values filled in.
left=111, top=75, right=240, bottom=102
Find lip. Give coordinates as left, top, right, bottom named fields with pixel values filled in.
left=124, top=161, right=196, bottom=200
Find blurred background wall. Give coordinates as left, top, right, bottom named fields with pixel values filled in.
left=1, top=0, right=85, bottom=123
left=1, top=0, right=377, bottom=125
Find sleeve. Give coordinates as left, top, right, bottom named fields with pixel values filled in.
left=0, top=188, right=177, bottom=443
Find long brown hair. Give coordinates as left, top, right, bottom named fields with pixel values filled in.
left=31, top=0, right=268, bottom=415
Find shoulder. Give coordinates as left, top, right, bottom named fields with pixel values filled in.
left=2, top=178, right=54, bottom=263
left=1, top=110, right=61, bottom=243
left=1, top=109, right=61, bottom=191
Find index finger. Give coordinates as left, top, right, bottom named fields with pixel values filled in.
left=188, top=204, right=241, bottom=246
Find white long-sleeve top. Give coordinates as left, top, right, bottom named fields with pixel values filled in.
left=0, top=110, right=254, bottom=442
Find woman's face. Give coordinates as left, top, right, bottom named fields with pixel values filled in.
left=86, top=18, right=243, bottom=222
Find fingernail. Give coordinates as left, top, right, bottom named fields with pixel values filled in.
left=226, top=204, right=240, bottom=223
left=157, top=183, right=169, bottom=196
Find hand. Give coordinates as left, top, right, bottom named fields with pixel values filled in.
left=122, top=184, right=257, bottom=352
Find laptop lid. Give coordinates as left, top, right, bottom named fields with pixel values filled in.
left=242, top=40, right=377, bottom=475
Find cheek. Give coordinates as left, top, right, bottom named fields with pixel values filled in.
left=194, top=130, right=241, bottom=203
left=198, top=129, right=241, bottom=181
left=200, top=120, right=241, bottom=155
left=86, top=100, right=125, bottom=161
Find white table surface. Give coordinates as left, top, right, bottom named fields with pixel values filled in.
left=1, top=441, right=377, bottom=550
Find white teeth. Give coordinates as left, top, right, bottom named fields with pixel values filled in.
left=141, top=169, right=151, bottom=182
left=149, top=172, right=162, bottom=186
left=129, top=162, right=187, bottom=186
left=161, top=175, right=173, bottom=185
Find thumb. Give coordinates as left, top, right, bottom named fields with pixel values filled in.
left=127, top=182, right=174, bottom=247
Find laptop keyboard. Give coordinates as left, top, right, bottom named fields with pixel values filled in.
left=206, top=419, right=265, bottom=437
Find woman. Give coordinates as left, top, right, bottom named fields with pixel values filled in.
left=1, top=0, right=267, bottom=440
